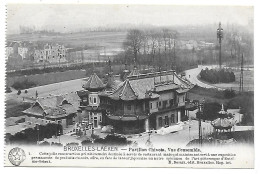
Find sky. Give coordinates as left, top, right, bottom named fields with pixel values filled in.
left=6, top=4, right=254, bottom=34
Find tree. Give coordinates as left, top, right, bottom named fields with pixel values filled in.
left=123, top=29, right=143, bottom=63
left=148, top=30, right=158, bottom=67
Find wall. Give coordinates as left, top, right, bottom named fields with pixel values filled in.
left=155, top=110, right=179, bottom=129
left=177, top=93, right=186, bottom=107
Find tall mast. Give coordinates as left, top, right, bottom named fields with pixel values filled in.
left=217, top=22, right=224, bottom=69
left=239, top=54, right=244, bottom=92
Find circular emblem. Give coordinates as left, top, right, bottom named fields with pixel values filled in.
left=8, top=147, right=26, bottom=166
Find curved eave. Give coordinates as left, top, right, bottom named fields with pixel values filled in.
left=185, top=103, right=197, bottom=111
left=82, top=86, right=105, bottom=92
left=80, top=105, right=102, bottom=111
left=108, top=96, right=138, bottom=101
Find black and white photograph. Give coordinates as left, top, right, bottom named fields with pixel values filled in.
left=2, top=2, right=255, bottom=168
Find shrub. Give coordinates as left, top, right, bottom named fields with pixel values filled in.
left=39, top=141, right=50, bottom=146
left=51, top=142, right=63, bottom=147
left=200, top=68, right=236, bottom=84
left=12, top=79, right=36, bottom=90
left=17, top=90, right=21, bottom=95
left=227, top=92, right=254, bottom=125
left=7, top=123, right=63, bottom=145
left=81, top=139, right=92, bottom=146
left=91, top=134, right=99, bottom=140
left=94, top=134, right=131, bottom=146
left=5, top=86, right=12, bottom=93
left=223, top=89, right=236, bottom=98
left=66, top=142, right=79, bottom=146
left=197, top=102, right=222, bottom=121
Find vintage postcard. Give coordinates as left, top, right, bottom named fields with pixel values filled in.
left=4, top=3, right=254, bottom=168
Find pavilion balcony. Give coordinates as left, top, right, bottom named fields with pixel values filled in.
left=158, top=102, right=178, bottom=111
left=109, top=109, right=149, bottom=117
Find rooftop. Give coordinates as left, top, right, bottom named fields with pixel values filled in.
left=23, top=92, right=80, bottom=119
left=108, top=70, right=193, bottom=101
left=82, top=73, right=105, bottom=91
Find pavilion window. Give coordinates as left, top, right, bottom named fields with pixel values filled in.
left=127, top=104, right=131, bottom=110
left=165, top=116, right=169, bottom=126
left=150, top=102, right=153, bottom=109
left=171, top=114, right=175, bottom=123
left=158, top=117, right=163, bottom=127
left=163, top=101, right=167, bottom=109
left=93, top=97, right=97, bottom=104
left=169, top=99, right=174, bottom=106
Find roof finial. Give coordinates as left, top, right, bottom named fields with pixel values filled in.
left=133, top=57, right=137, bottom=70
left=108, top=57, right=112, bottom=73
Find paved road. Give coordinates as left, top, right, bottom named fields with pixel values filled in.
left=184, top=65, right=219, bottom=89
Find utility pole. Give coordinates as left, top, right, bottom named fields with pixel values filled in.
left=240, top=54, right=244, bottom=92
left=36, top=124, right=39, bottom=145
left=197, top=99, right=205, bottom=146
left=217, top=22, right=224, bottom=69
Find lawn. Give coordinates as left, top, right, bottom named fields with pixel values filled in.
left=6, top=31, right=127, bottom=49
left=202, top=70, right=254, bottom=92
left=188, top=85, right=230, bottom=104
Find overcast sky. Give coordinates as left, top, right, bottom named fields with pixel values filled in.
left=7, top=4, right=253, bottom=34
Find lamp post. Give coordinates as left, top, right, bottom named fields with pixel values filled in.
left=136, top=115, right=140, bottom=134
left=217, top=22, right=224, bottom=69
left=36, top=124, right=39, bottom=145
left=58, top=129, right=61, bottom=144
left=89, top=122, right=94, bottom=136
left=148, top=130, right=152, bottom=142
left=146, top=129, right=153, bottom=147
left=198, top=99, right=205, bottom=146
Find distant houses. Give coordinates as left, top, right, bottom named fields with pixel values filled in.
left=34, top=43, right=67, bottom=63
left=6, top=41, right=33, bottom=60
left=179, top=40, right=215, bottom=50
left=6, top=41, right=68, bottom=66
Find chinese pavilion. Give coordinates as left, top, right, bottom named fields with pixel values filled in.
left=99, top=69, right=194, bottom=134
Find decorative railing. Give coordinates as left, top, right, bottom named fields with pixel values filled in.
left=111, top=110, right=148, bottom=116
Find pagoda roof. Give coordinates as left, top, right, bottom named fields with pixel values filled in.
left=82, top=73, right=105, bottom=90
left=109, top=79, right=138, bottom=101
left=108, top=70, right=193, bottom=101
left=211, top=118, right=236, bottom=130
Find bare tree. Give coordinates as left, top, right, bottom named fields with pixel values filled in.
left=123, top=29, right=143, bottom=63
left=148, top=30, right=158, bottom=67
